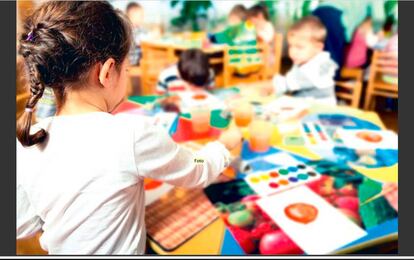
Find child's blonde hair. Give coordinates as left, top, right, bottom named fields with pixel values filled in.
left=289, top=16, right=327, bottom=43
left=229, top=4, right=247, bottom=21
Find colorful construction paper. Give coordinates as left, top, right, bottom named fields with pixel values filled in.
left=256, top=186, right=367, bottom=254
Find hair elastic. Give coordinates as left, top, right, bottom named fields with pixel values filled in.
left=26, top=31, right=34, bottom=42
left=25, top=107, right=33, bottom=113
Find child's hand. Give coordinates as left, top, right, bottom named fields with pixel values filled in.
left=260, top=82, right=275, bottom=96
left=383, top=182, right=398, bottom=211
left=159, top=96, right=181, bottom=113
left=218, top=126, right=243, bottom=151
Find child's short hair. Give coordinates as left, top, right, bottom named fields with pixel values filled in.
left=230, top=4, right=247, bottom=21
left=178, top=49, right=210, bottom=87
left=247, top=4, right=270, bottom=21
left=126, top=2, right=142, bottom=13
left=289, top=16, right=327, bottom=43
left=17, top=1, right=132, bottom=147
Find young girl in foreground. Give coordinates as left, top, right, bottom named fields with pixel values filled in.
left=16, top=1, right=241, bottom=254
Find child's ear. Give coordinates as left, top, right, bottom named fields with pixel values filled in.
left=98, top=58, right=116, bottom=87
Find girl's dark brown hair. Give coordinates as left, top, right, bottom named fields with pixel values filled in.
left=17, top=1, right=132, bottom=147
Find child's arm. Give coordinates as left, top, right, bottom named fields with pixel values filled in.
left=16, top=184, right=43, bottom=239
left=134, top=124, right=241, bottom=188
left=285, top=56, right=338, bottom=93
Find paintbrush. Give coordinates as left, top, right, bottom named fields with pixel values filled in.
left=360, top=185, right=397, bottom=206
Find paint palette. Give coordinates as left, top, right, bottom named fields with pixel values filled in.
left=301, top=122, right=334, bottom=147
left=244, top=164, right=321, bottom=196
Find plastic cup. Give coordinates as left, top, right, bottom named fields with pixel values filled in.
left=191, top=106, right=211, bottom=134
left=249, top=120, right=272, bottom=152
left=233, top=101, right=254, bottom=127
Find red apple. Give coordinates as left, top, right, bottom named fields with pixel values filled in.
left=251, top=222, right=274, bottom=240
left=334, top=196, right=359, bottom=213
left=229, top=226, right=256, bottom=253
left=259, top=230, right=303, bottom=255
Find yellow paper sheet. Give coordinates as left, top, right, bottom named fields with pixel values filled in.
left=350, top=163, right=398, bottom=183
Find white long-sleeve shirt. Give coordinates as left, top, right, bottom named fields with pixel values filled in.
left=273, top=51, right=338, bottom=106
left=16, top=112, right=230, bottom=254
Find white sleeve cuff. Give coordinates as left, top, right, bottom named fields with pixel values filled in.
left=273, top=74, right=288, bottom=96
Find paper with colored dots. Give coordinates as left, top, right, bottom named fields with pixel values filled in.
left=301, top=122, right=334, bottom=148
left=244, top=163, right=322, bottom=196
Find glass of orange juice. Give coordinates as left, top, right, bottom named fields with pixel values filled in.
left=191, top=106, right=211, bottom=134
left=249, top=120, right=272, bottom=152
left=233, top=101, right=254, bottom=127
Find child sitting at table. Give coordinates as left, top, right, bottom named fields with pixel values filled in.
left=16, top=1, right=242, bottom=255
left=126, top=2, right=148, bottom=66
left=262, top=16, right=338, bottom=105
left=228, top=4, right=247, bottom=26
left=156, top=48, right=215, bottom=94
left=209, top=4, right=256, bottom=46
left=247, top=4, right=275, bottom=45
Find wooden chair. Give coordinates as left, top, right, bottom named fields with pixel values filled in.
left=139, top=41, right=176, bottom=95
left=264, top=32, right=284, bottom=79
left=335, top=68, right=364, bottom=108
left=223, top=44, right=267, bottom=87
left=126, top=65, right=141, bottom=96
left=364, top=50, right=398, bottom=110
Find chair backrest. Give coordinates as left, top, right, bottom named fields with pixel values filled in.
left=369, top=50, right=398, bottom=91
left=335, top=68, right=363, bottom=108
left=223, top=44, right=266, bottom=86
left=363, top=50, right=398, bottom=110
left=270, top=32, right=284, bottom=77
left=140, top=41, right=176, bottom=95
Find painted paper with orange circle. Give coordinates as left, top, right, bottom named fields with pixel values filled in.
left=356, top=131, right=383, bottom=143
left=285, top=203, right=318, bottom=224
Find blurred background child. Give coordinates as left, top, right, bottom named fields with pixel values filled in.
left=263, top=16, right=338, bottom=105
left=345, top=17, right=377, bottom=69
left=126, top=2, right=148, bottom=66
left=156, top=48, right=215, bottom=94
left=209, top=4, right=257, bottom=46
left=247, top=4, right=275, bottom=45
left=228, top=4, right=247, bottom=26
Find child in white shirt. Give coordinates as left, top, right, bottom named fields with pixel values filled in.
left=263, top=16, right=338, bottom=105
left=247, top=4, right=275, bottom=45
left=16, top=1, right=241, bottom=255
